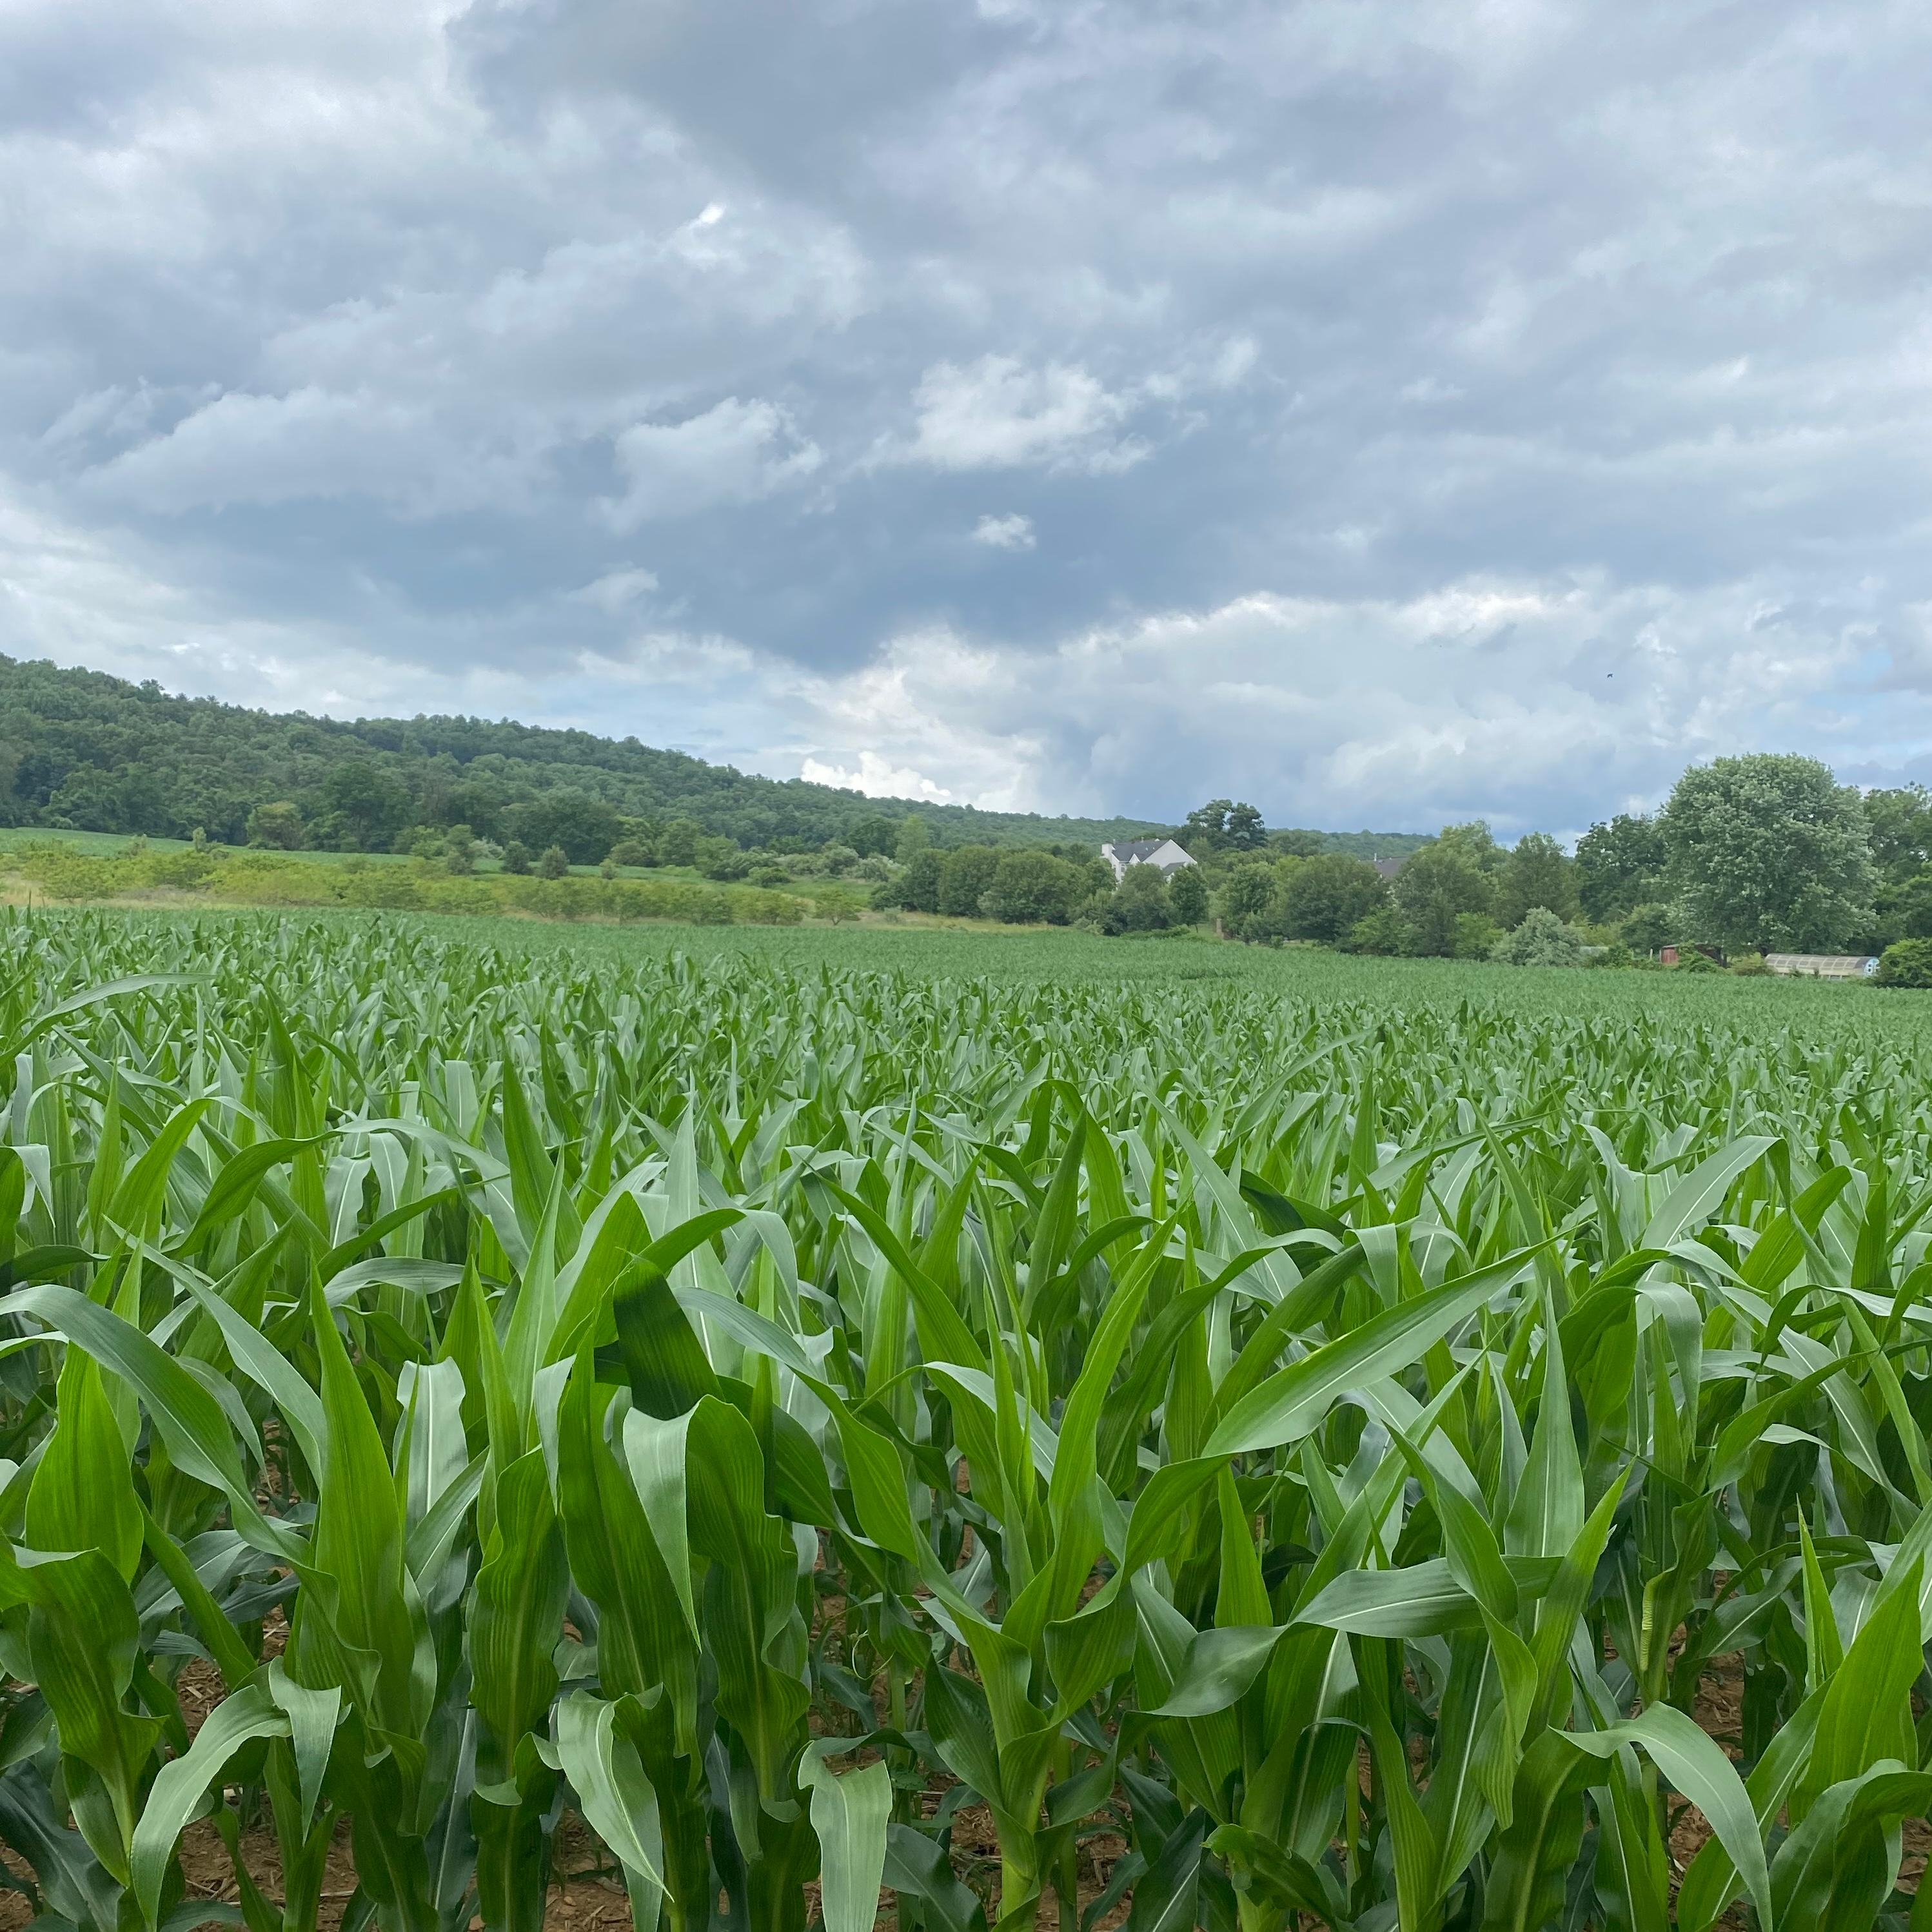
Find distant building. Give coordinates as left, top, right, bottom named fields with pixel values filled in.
left=1762, top=953, right=1878, bottom=980
left=1371, top=856, right=1406, bottom=880
left=1101, top=838, right=1198, bottom=882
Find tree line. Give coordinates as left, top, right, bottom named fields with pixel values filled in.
left=1163, top=756, right=1932, bottom=971
left=931, top=756, right=1931, bottom=968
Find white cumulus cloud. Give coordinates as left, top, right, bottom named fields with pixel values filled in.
left=898, top=358, right=1143, bottom=474
left=972, top=512, right=1035, bottom=549
left=602, top=399, right=822, bottom=530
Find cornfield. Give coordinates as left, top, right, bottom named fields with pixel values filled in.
left=3, top=909, right=1931, bottom=1932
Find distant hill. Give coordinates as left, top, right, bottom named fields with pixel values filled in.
left=0, top=653, right=1431, bottom=864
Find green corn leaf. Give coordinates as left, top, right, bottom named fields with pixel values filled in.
left=175, top=1134, right=335, bottom=1256
left=26, top=1345, right=143, bottom=1583
left=179, top=1272, right=328, bottom=1478
left=618, top=1406, right=700, bottom=1638
left=19, top=1546, right=163, bottom=1878
left=139, top=1505, right=259, bottom=1690
left=1677, top=1687, right=1822, bottom=1931
left=299, top=1277, right=418, bottom=1736
left=468, top=1446, right=567, bottom=1771
left=0, top=1283, right=303, bottom=1561
left=322, top=1257, right=466, bottom=1305
left=829, top=1181, right=985, bottom=1373
left=108, top=1098, right=214, bottom=1238
left=1479, top=1730, right=1592, bottom=1932
left=1298, top=1557, right=1559, bottom=1640
left=1205, top=1244, right=1545, bottom=1455
left=553, top=1692, right=665, bottom=1909
left=1799, top=1556, right=1922, bottom=1809
left=130, top=1682, right=289, bottom=1927
left=884, top=1823, right=988, bottom=1932
left=922, top=1666, right=1003, bottom=1806
left=1123, top=1809, right=1207, bottom=1932
left=1562, top=1704, right=1773, bottom=1931
left=1641, top=1136, right=1777, bottom=1250
left=799, top=1750, right=891, bottom=1932
left=1501, top=1290, right=1583, bottom=1560
left=266, top=1661, right=341, bottom=1837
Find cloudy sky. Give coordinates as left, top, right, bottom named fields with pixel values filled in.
left=5, top=0, right=1932, bottom=835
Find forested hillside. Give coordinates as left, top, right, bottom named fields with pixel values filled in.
left=0, top=655, right=1173, bottom=856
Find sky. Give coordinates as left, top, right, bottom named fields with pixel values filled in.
left=5, top=0, right=1932, bottom=837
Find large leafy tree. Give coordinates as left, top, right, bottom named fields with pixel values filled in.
left=1575, top=813, right=1667, bottom=922
left=313, top=760, right=412, bottom=852
left=1393, top=842, right=1495, bottom=955
left=1862, top=785, right=1932, bottom=881
left=937, top=846, right=1001, bottom=917
left=1660, top=754, right=1877, bottom=951
left=981, top=850, right=1087, bottom=923
left=1181, top=799, right=1266, bottom=853
left=244, top=800, right=307, bottom=851
left=1106, top=862, right=1172, bottom=931
left=1497, top=833, right=1579, bottom=927
left=1219, top=858, right=1284, bottom=940
left=1166, top=863, right=1208, bottom=924
left=1181, top=799, right=1234, bottom=852
left=1435, top=820, right=1508, bottom=876
left=1223, top=801, right=1266, bottom=849
left=1281, top=854, right=1388, bottom=943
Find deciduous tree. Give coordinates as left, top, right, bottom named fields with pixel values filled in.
left=1167, top=863, right=1208, bottom=924
left=1281, top=854, right=1387, bottom=943
left=244, top=800, right=306, bottom=850
left=1497, top=832, right=1578, bottom=927
left=1392, top=841, right=1495, bottom=955
left=1660, top=754, right=1877, bottom=951
left=1575, top=813, right=1667, bottom=922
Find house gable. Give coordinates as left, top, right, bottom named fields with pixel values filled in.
left=1101, top=837, right=1199, bottom=881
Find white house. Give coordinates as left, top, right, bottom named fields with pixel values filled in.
left=1101, top=838, right=1198, bottom=883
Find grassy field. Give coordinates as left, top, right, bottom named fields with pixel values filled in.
left=0, top=823, right=792, bottom=883
left=0, top=904, right=1927, bottom=1932
left=0, top=837, right=847, bottom=926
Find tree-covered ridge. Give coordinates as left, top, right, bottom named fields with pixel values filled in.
left=0, top=653, right=1183, bottom=854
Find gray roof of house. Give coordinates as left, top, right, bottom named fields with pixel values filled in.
left=1109, top=839, right=1170, bottom=863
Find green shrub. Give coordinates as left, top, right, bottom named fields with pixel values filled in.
left=1103, top=863, right=1174, bottom=934
left=1345, top=905, right=1408, bottom=954
left=1490, top=906, right=1588, bottom=967
left=1877, top=938, right=1932, bottom=987
left=1450, top=912, right=1501, bottom=959
left=1621, top=902, right=1681, bottom=953
left=244, top=800, right=306, bottom=849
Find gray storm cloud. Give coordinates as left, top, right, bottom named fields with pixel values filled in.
left=3, top=0, right=1931, bottom=833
